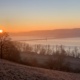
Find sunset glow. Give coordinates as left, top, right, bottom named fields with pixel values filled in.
left=0, top=0, right=80, bottom=32
left=0, top=30, right=3, bottom=33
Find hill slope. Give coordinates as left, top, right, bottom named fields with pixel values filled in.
left=0, top=59, right=80, bottom=80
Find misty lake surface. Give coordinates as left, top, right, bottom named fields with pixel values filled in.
left=11, top=36, right=80, bottom=48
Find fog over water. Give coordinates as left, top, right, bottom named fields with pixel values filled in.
left=11, top=36, right=80, bottom=46
left=11, top=36, right=80, bottom=52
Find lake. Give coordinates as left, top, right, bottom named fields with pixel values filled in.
left=11, top=36, right=80, bottom=47
left=11, top=36, right=80, bottom=53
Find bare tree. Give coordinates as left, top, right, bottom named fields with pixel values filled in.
left=0, top=32, right=20, bottom=62
left=0, top=32, right=10, bottom=59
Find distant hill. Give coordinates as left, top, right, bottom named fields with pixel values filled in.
left=11, top=28, right=80, bottom=38
left=0, top=59, right=80, bottom=80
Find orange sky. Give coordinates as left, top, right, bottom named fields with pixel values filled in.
left=0, top=19, right=80, bottom=32
left=0, top=0, right=80, bottom=32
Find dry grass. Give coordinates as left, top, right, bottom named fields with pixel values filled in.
left=0, top=59, right=80, bottom=80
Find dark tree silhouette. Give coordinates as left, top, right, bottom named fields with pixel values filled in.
left=0, top=32, right=20, bottom=62
left=0, top=32, right=10, bottom=59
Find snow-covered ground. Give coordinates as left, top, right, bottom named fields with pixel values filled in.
left=0, top=59, right=80, bottom=80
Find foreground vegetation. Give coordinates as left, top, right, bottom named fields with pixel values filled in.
left=0, top=32, right=80, bottom=73
left=18, top=43, right=80, bottom=73
left=0, top=59, right=80, bottom=80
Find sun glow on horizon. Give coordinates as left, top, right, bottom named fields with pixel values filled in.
left=0, top=29, right=3, bottom=33
left=0, top=0, right=80, bottom=32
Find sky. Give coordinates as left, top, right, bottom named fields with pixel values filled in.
left=0, top=0, right=80, bottom=32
